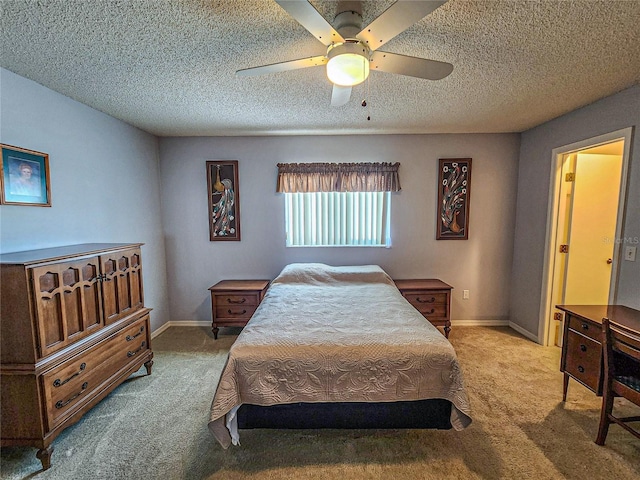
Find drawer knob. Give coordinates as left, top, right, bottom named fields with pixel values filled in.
left=55, top=382, right=88, bottom=409
left=228, top=309, right=247, bottom=315
left=580, top=344, right=587, bottom=352
left=581, top=323, right=589, bottom=330
left=53, top=363, right=86, bottom=387
left=227, top=298, right=246, bottom=304
left=578, top=365, right=585, bottom=373
left=416, top=297, right=436, bottom=304
left=126, top=326, right=145, bottom=341
left=127, top=341, right=147, bottom=358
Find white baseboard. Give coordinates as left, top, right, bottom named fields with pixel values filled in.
left=151, top=319, right=541, bottom=343
left=508, top=321, right=541, bottom=343
left=151, top=320, right=210, bottom=339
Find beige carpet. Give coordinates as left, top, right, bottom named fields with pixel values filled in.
left=1, top=326, right=638, bottom=479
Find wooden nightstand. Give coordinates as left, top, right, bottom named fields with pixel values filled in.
left=209, top=280, right=270, bottom=339
left=394, top=279, right=453, bottom=337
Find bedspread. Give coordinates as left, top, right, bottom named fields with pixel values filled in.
left=209, top=263, right=472, bottom=447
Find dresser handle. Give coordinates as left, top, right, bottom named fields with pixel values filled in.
left=228, top=309, right=247, bottom=315
left=55, top=382, right=88, bottom=409
left=416, top=297, right=436, bottom=304
left=580, top=344, right=587, bottom=352
left=126, top=326, right=145, bottom=341
left=578, top=366, right=585, bottom=373
left=581, top=323, right=589, bottom=330
left=425, top=308, right=435, bottom=315
left=227, top=298, right=246, bottom=304
left=53, top=363, right=86, bottom=387
left=127, top=341, right=146, bottom=357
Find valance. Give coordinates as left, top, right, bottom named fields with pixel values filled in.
left=276, top=162, right=401, bottom=193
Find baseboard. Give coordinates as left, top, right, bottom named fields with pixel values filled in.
left=451, top=319, right=510, bottom=327
left=508, top=321, right=541, bottom=343
left=151, top=320, right=210, bottom=339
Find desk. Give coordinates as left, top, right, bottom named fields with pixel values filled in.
left=557, top=305, right=640, bottom=401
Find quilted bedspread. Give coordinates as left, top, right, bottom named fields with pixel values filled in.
left=208, top=263, right=472, bottom=448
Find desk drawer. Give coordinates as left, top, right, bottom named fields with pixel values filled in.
left=568, top=316, right=601, bottom=342
left=565, top=330, right=602, bottom=392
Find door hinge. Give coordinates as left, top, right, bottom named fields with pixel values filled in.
left=565, top=172, right=575, bottom=182
left=554, top=312, right=563, bottom=321
left=559, top=244, right=569, bottom=253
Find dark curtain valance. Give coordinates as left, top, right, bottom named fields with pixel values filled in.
left=276, top=162, right=401, bottom=193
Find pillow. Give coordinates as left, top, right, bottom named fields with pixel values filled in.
left=272, top=263, right=394, bottom=286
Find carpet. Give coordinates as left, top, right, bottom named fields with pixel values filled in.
left=1, top=326, right=638, bottom=479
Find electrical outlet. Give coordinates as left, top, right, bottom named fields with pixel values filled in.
left=463, top=290, right=470, bottom=299
left=625, top=246, right=637, bottom=262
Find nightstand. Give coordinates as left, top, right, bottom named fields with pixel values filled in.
left=394, top=279, right=453, bottom=337
left=209, top=280, right=270, bottom=339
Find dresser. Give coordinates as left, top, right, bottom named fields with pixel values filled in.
left=209, top=280, right=270, bottom=339
left=394, top=279, right=453, bottom=337
left=0, top=243, right=154, bottom=470
left=557, top=304, right=640, bottom=400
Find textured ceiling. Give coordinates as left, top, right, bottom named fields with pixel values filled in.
left=1, top=0, right=639, bottom=137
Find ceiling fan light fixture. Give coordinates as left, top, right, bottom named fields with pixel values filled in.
left=326, top=42, right=370, bottom=87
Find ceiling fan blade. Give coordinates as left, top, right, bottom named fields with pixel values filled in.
left=276, top=0, right=345, bottom=46
left=331, top=85, right=352, bottom=107
left=370, top=51, right=453, bottom=80
left=357, top=0, right=447, bottom=51
left=237, top=55, right=327, bottom=77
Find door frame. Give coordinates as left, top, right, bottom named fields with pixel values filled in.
left=538, top=127, right=633, bottom=346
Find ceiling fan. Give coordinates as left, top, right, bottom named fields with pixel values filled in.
left=237, top=0, right=453, bottom=107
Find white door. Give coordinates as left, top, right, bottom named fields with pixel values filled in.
left=563, top=152, right=623, bottom=305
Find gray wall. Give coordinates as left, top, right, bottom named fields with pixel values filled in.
left=510, top=84, right=640, bottom=338
left=0, top=68, right=170, bottom=331
left=159, top=134, right=520, bottom=324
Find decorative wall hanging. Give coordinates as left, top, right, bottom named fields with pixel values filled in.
left=207, top=160, right=240, bottom=241
left=0, top=144, right=51, bottom=207
left=437, top=158, right=471, bottom=240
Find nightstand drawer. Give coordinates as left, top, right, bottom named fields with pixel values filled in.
left=215, top=293, right=260, bottom=307
left=565, top=330, right=602, bottom=392
left=406, top=301, right=447, bottom=318
left=215, top=305, right=258, bottom=320
left=403, top=292, right=447, bottom=306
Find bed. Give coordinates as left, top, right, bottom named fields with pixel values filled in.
left=208, top=263, right=472, bottom=448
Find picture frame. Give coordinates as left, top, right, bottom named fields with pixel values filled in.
left=436, top=158, right=471, bottom=240
left=1, top=144, right=51, bottom=207
left=206, top=160, right=241, bottom=241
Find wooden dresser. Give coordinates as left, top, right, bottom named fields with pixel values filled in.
left=394, top=279, right=453, bottom=337
left=0, top=243, right=154, bottom=470
left=557, top=304, right=640, bottom=400
left=209, top=280, right=270, bottom=339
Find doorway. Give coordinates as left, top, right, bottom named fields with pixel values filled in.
left=539, top=128, right=632, bottom=346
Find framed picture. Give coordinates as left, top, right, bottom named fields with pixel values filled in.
left=207, top=160, right=241, bottom=241
left=436, top=158, right=472, bottom=240
left=1, top=144, right=51, bottom=207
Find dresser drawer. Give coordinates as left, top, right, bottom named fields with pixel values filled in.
left=42, top=315, right=150, bottom=429
left=568, top=316, right=601, bottom=342
left=564, top=330, right=602, bottom=392
left=215, top=305, right=258, bottom=321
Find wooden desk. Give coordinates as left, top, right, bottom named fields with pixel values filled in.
left=394, top=279, right=453, bottom=337
left=557, top=305, right=640, bottom=401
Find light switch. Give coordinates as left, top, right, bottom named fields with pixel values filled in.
left=625, top=246, right=637, bottom=262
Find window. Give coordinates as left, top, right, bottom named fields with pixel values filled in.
left=284, top=191, right=392, bottom=247
left=277, top=162, right=400, bottom=248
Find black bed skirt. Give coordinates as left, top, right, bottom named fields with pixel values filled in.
left=236, top=399, right=453, bottom=430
